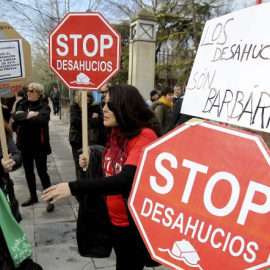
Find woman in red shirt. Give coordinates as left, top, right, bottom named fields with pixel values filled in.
left=42, top=84, right=160, bottom=269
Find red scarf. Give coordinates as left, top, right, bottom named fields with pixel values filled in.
left=102, top=127, right=129, bottom=175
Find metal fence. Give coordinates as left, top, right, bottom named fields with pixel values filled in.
left=156, top=49, right=196, bottom=86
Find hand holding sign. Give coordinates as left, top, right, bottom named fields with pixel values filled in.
left=1, top=154, right=15, bottom=173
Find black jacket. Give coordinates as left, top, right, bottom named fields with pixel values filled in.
left=173, top=95, right=193, bottom=127
left=76, top=145, right=112, bottom=258
left=50, top=90, right=59, bottom=104
left=73, top=145, right=159, bottom=267
left=12, top=99, right=51, bottom=154
left=69, top=102, right=105, bottom=146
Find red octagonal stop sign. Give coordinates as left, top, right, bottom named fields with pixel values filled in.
left=129, top=121, right=270, bottom=270
left=49, top=12, right=121, bottom=90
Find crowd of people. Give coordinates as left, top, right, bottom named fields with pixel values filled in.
left=0, top=81, right=191, bottom=270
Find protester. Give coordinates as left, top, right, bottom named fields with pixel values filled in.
left=12, top=90, right=26, bottom=112
left=150, top=86, right=174, bottom=135
left=69, top=91, right=105, bottom=179
left=12, top=83, right=54, bottom=212
left=146, top=90, right=159, bottom=106
left=0, top=121, right=43, bottom=270
left=1, top=96, right=16, bottom=123
left=173, top=84, right=182, bottom=104
left=100, top=82, right=111, bottom=102
left=9, top=90, right=26, bottom=129
left=173, top=92, right=193, bottom=127
left=42, top=84, right=161, bottom=270
left=0, top=121, right=22, bottom=220
left=50, top=85, right=60, bottom=115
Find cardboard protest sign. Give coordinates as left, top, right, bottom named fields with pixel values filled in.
left=0, top=39, right=25, bottom=81
left=0, top=88, right=12, bottom=97
left=181, top=3, right=270, bottom=132
left=0, top=22, right=32, bottom=96
left=0, top=22, right=32, bottom=160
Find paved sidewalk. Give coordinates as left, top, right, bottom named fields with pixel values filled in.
left=12, top=114, right=170, bottom=270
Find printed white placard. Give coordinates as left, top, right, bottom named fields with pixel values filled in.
left=0, top=39, right=25, bottom=81
left=181, top=3, right=270, bottom=132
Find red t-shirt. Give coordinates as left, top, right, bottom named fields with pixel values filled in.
left=104, top=128, right=158, bottom=226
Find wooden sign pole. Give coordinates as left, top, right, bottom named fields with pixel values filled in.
left=81, top=91, right=89, bottom=171
left=0, top=101, right=8, bottom=160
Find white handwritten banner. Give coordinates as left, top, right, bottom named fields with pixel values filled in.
left=181, top=3, right=270, bottom=132
left=0, top=39, right=25, bottom=81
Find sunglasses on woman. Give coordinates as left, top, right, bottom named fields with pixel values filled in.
left=27, top=89, right=37, bottom=93
left=102, top=100, right=114, bottom=111
left=101, top=90, right=108, bottom=95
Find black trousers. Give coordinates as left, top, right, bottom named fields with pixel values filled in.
left=110, top=223, right=149, bottom=270
left=52, top=102, right=59, bottom=114
left=22, top=150, right=51, bottom=197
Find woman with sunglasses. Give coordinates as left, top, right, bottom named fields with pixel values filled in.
left=12, top=83, right=54, bottom=213
left=42, top=84, right=161, bottom=269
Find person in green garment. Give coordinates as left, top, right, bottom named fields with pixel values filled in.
left=0, top=121, right=43, bottom=270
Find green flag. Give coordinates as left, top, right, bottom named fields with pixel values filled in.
left=0, top=188, right=32, bottom=268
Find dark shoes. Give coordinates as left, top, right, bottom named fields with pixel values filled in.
left=47, top=199, right=54, bottom=212
left=21, top=196, right=38, bottom=207
left=21, top=196, right=54, bottom=212
left=17, top=258, right=43, bottom=270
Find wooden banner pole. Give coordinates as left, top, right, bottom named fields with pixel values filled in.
left=81, top=91, right=89, bottom=171
left=0, top=101, right=8, bottom=160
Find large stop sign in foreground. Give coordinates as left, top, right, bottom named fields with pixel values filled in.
left=49, top=12, right=121, bottom=90
left=129, top=121, right=270, bottom=270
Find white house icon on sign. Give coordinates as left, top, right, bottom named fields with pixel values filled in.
left=158, top=240, right=203, bottom=269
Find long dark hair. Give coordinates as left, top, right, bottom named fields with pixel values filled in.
left=4, top=121, right=12, bottom=139
left=108, top=84, right=160, bottom=138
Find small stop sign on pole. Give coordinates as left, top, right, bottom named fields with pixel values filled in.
left=49, top=12, right=121, bottom=90
left=49, top=12, right=121, bottom=170
left=129, top=120, right=270, bottom=270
